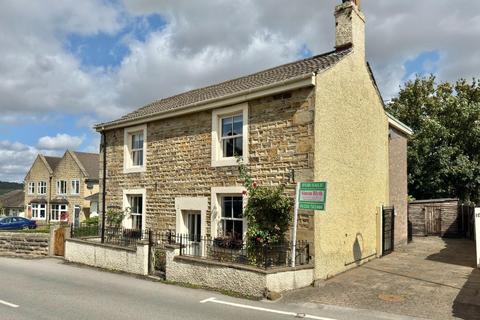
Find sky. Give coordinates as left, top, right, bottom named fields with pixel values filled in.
left=0, top=0, right=479, bottom=182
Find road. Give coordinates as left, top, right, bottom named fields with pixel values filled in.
left=0, top=257, right=419, bottom=320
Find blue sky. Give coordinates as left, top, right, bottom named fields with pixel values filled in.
left=0, top=0, right=479, bottom=182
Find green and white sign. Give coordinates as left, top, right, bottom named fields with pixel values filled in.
left=298, top=182, right=327, bottom=210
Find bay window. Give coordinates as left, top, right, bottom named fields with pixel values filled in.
left=51, top=204, right=68, bottom=221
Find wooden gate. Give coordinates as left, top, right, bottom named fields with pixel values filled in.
left=54, top=228, right=66, bottom=256
left=382, top=206, right=395, bottom=256
left=425, top=207, right=442, bottom=235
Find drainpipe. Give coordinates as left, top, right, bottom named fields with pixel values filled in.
left=47, top=176, right=52, bottom=224
left=101, top=130, right=107, bottom=243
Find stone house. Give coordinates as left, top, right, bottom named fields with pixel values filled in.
left=95, top=0, right=411, bottom=280
left=24, top=151, right=99, bottom=225
left=0, top=190, right=25, bottom=217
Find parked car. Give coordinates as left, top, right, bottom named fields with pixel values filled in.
left=0, top=216, right=36, bottom=230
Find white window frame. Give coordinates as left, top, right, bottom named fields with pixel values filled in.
left=38, top=181, right=47, bottom=195
left=71, top=179, right=80, bottom=195
left=211, top=103, right=249, bottom=167
left=50, top=204, right=68, bottom=222
left=123, top=125, right=147, bottom=173
left=57, top=180, right=67, bottom=195
left=28, top=182, right=35, bottom=195
left=122, top=189, right=146, bottom=230
left=31, top=203, right=46, bottom=220
left=211, top=186, right=247, bottom=239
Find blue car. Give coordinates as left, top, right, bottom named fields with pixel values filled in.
left=0, top=217, right=37, bottom=230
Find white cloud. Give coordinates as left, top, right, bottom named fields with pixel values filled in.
left=0, top=141, right=60, bottom=182
left=37, top=134, right=84, bottom=150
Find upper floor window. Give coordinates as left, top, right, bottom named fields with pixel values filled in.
left=28, top=182, right=35, bottom=195
left=221, top=115, right=243, bottom=158
left=124, top=125, right=147, bottom=173
left=211, top=103, right=249, bottom=167
left=71, top=180, right=80, bottom=195
left=131, top=133, right=144, bottom=166
left=57, top=180, right=67, bottom=195
left=38, top=181, right=47, bottom=195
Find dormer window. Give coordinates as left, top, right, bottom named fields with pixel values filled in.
left=124, top=125, right=147, bottom=173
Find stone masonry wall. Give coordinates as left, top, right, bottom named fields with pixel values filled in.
left=0, top=232, right=49, bottom=257
left=101, top=87, right=316, bottom=242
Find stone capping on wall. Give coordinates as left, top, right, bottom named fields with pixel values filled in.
left=173, top=255, right=314, bottom=275
left=67, top=237, right=141, bottom=252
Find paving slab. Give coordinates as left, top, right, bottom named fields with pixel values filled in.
left=281, top=237, right=480, bottom=320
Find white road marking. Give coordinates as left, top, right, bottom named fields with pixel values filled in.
left=0, top=299, right=19, bottom=308
left=200, top=297, right=337, bottom=320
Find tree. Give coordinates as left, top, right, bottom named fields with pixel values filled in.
left=386, top=75, right=480, bottom=203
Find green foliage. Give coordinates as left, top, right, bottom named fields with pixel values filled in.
left=84, top=216, right=99, bottom=226
left=238, top=161, right=292, bottom=245
left=386, top=75, right=480, bottom=203
left=106, top=208, right=128, bottom=228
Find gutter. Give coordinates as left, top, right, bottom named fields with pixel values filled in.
left=386, top=112, right=414, bottom=136
left=94, top=73, right=317, bottom=131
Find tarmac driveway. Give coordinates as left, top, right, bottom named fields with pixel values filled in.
left=281, top=237, right=480, bottom=320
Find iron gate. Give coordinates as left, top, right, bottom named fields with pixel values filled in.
left=382, top=206, right=395, bottom=256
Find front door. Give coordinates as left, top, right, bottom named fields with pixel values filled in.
left=74, top=206, right=81, bottom=227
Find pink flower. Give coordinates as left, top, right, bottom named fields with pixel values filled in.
left=242, top=190, right=247, bottom=195
left=252, top=182, right=257, bottom=189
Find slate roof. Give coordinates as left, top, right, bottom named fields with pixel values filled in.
left=96, top=47, right=352, bottom=129
left=85, top=192, right=99, bottom=202
left=0, top=190, right=24, bottom=208
left=44, top=156, right=62, bottom=171
left=73, top=152, right=99, bottom=180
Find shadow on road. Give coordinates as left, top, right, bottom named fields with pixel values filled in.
left=452, top=269, right=480, bottom=320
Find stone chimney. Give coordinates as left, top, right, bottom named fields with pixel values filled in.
left=335, top=0, right=365, bottom=56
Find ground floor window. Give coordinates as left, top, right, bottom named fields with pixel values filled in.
left=31, top=204, right=46, bottom=220
left=51, top=204, right=68, bottom=221
left=128, top=195, right=143, bottom=230
left=220, top=196, right=244, bottom=239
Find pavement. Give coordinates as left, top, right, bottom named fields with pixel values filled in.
left=0, top=257, right=420, bottom=320
left=281, top=237, right=480, bottom=320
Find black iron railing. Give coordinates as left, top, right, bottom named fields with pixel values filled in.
left=176, top=234, right=312, bottom=269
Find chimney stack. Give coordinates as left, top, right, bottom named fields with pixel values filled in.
left=335, top=0, right=365, bottom=56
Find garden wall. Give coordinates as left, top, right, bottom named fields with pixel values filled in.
left=165, top=247, right=313, bottom=297
left=0, top=232, right=49, bottom=257
left=65, top=238, right=149, bottom=275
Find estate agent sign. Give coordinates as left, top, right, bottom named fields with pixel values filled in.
left=298, top=182, right=327, bottom=210
left=291, top=181, right=328, bottom=267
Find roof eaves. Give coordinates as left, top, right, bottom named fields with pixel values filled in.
left=387, top=112, right=414, bottom=136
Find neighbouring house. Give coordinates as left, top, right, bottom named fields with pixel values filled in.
left=94, top=0, right=411, bottom=283
left=0, top=190, right=25, bottom=217
left=24, top=151, right=99, bottom=226
left=387, top=114, right=413, bottom=246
